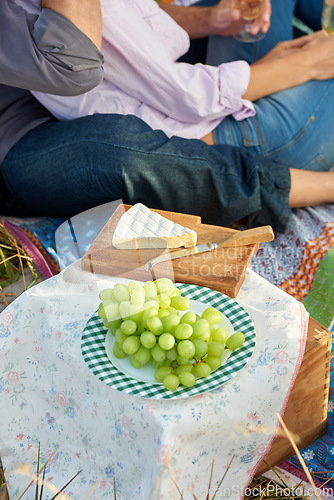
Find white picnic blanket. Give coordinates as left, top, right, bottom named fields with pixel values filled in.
left=0, top=262, right=308, bottom=499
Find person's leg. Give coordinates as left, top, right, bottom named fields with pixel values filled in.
left=0, top=113, right=292, bottom=232
left=206, top=0, right=298, bottom=65
left=213, top=78, right=334, bottom=171
left=289, top=168, right=334, bottom=207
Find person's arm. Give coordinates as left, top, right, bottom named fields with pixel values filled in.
left=159, top=0, right=271, bottom=39
left=244, top=31, right=334, bottom=101
left=98, top=0, right=253, bottom=124
left=0, top=2, right=103, bottom=95
left=41, top=0, right=102, bottom=50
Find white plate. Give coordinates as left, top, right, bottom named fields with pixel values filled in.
left=81, top=283, right=256, bottom=399
left=105, top=299, right=234, bottom=384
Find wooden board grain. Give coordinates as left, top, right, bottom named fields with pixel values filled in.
left=81, top=204, right=259, bottom=297
left=255, top=317, right=331, bottom=476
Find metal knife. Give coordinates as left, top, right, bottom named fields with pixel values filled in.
left=144, top=242, right=218, bottom=272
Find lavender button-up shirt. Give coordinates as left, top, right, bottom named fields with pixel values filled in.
left=30, top=0, right=256, bottom=140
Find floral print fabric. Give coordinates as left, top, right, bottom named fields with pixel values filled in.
left=0, top=263, right=308, bottom=499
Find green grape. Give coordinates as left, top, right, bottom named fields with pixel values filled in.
left=205, top=355, right=222, bottom=371
left=200, top=331, right=211, bottom=342
left=113, top=342, right=127, bottom=359
left=154, top=365, right=173, bottom=383
left=147, top=316, right=164, bottom=336
left=137, top=323, right=146, bottom=334
left=130, top=288, right=146, bottom=306
left=140, top=331, right=156, bottom=349
left=115, top=329, right=127, bottom=346
left=143, top=300, right=159, bottom=311
left=192, top=318, right=210, bottom=339
left=120, top=319, right=137, bottom=336
left=176, top=355, right=191, bottom=365
left=158, top=309, right=169, bottom=320
left=207, top=341, right=225, bottom=358
left=155, top=278, right=174, bottom=294
left=119, top=301, right=132, bottom=320
left=134, top=346, right=151, bottom=365
left=141, top=307, right=158, bottom=328
left=144, top=280, right=158, bottom=299
left=102, top=300, right=120, bottom=321
left=226, top=331, right=245, bottom=350
left=166, top=346, right=178, bottom=361
left=163, top=373, right=180, bottom=391
left=180, top=311, right=197, bottom=325
left=175, top=363, right=194, bottom=375
left=157, top=293, right=171, bottom=309
left=166, top=306, right=178, bottom=315
left=178, top=371, right=196, bottom=387
left=211, top=327, right=228, bottom=345
left=98, top=303, right=107, bottom=320
left=174, top=323, right=193, bottom=340
left=166, top=286, right=181, bottom=297
left=161, top=313, right=180, bottom=334
left=127, top=281, right=143, bottom=293
left=202, top=308, right=223, bottom=326
left=170, top=295, right=190, bottom=311
left=194, top=362, right=211, bottom=378
left=122, top=335, right=140, bottom=355
left=151, top=359, right=165, bottom=369
left=151, top=344, right=167, bottom=362
left=129, top=305, right=143, bottom=325
left=113, top=283, right=130, bottom=303
left=201, top=307, right=216, bottom=319
left=103, top=317, right=122, bottom=330
left=128, top=353, right=143, bottom=369
left=158, top=333, right=175, bottom=350
left=177, top=340, right=195, bottom=359
left=192, top=338, right=208, bottom=358
left=99, top=288, right=115, bottom=301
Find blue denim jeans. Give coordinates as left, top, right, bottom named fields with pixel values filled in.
left=205, top=0, right=333, bottom=170
left=0, top=113, right=292, bottom=232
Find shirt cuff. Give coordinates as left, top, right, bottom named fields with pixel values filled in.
left=218, top=60, right=255, bottom=120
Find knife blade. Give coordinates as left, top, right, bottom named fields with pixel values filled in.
left=144, top=242, right=218, bottom=272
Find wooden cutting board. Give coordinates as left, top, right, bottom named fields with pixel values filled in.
left=81, top=204, right=259, bottom=298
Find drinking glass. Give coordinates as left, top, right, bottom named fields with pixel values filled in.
left=322, top=0, right=334, bottom=36
left=233, top=0, right=266, bottom=42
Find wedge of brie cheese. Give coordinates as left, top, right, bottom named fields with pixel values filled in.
left=112, top=204, right=197, bottom=249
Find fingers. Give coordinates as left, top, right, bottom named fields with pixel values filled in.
left=249, top=0, right=271, bottom=35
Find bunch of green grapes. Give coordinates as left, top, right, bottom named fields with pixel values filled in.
left=98, top=278, right=245, bottom=391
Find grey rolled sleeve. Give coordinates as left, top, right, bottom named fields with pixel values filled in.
left=1, top=3, right=104, bottom=95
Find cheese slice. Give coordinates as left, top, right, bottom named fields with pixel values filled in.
left=112, top=204, right=197, bottom=249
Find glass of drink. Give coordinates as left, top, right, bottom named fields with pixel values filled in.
left=233, top=0, right=266, bottom=42
left=322, top=0, right=334, bottom=36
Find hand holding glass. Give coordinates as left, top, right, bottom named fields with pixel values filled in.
left=233, top=0, right=266, bottom=43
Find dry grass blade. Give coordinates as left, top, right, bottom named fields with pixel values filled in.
left=211, top=455, right=235, bottom=500
left=0, top=223, right=38, bottom=292
left=165, top=455, right=178, bottom=500
left=157, top=462, right=166, bottom=499
left=277, top=415, right=322, bottom=500
left=206, top=460, right=214, bottom=500
left=49, top=469, right=82, bottom=499
left=17, top=442, right=63, bottom=500
left=147, top=477, right=159, bottom=500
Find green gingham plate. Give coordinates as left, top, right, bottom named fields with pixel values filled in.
left=81, top=284, right=256, bottom=399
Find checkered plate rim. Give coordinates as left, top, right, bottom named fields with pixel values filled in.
left=81, top=283, right=256, bottom=400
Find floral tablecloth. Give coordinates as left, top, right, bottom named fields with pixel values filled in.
left=0, top=262, right=308, bottom=499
